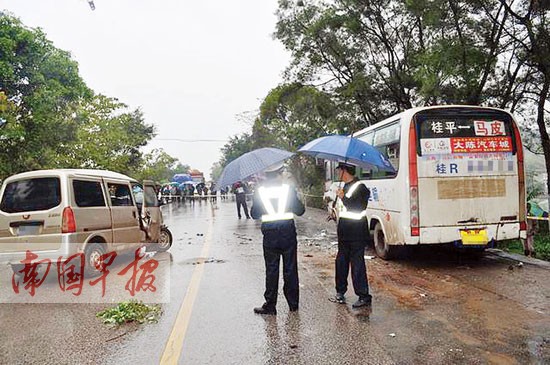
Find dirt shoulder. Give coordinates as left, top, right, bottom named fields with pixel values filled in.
left=295, top=207, right=550, bottom=365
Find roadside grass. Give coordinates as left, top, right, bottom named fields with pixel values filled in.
left=97, top=300, right=162, bottom=326
left=499, top=235, right=550, bottom=261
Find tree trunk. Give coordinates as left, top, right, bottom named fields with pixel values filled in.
left=535, top=77, right=550, bottom=229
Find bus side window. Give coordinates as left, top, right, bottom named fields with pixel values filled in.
left=385, top=142, right=400, bottom=173
left=359, top=168, right=372, bottom=180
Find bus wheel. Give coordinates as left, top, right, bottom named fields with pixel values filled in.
left=374, top=222, right=393, bottom=260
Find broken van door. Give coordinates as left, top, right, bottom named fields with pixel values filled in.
left=141, top=180, right=162, bottom=243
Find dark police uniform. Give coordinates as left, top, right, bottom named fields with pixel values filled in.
left=251, top=180, right=305, bottom=313
left=336, top=178, right=371, bottom=303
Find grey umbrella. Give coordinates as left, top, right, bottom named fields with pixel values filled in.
left=217, top=147, right=295, bottom=188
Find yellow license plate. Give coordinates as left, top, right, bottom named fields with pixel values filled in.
left=460, top=229, right=489, bottom=245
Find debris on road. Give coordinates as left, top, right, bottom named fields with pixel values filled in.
left=96, top=300, right=162, bottom=326
left=192, top=258, right=226, bottom=265
left=389, top=333, right=396, bottom=338
left=364, top=255, right=375, bottom=260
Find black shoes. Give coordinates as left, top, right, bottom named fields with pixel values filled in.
left=352, top=295, right=372, bottom=308
left=254, top=304, right=276, bottom=315
left=335, top=293, right=346, bottom=304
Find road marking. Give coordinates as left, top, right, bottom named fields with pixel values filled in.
left=160, top=219, right=213, bottom=365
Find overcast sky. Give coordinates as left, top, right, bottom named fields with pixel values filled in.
left=2, top=0, right=289, bottom=179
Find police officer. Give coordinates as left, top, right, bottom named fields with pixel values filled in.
left=251, top=162, right=305, bottom=315
left=333, top=162, right=372, bottom=308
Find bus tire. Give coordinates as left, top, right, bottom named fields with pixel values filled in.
left=374, top=222, right=393, bottom=260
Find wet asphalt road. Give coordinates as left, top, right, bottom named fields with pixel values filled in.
left=0, top=199, right=548, bottom=364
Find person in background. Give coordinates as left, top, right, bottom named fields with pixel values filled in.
left=251, top=162, right=305, bottom=315
left=209, top=182, right=217, bottom=203
left=333, top=162, right=372, bottom=308
left=233, top=181, right=250, bottom=219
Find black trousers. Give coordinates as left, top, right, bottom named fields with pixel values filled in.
left=236, top=195, right=249, bottom=218
left=263, top=244, right=299, bottom=309
left=335, top=240, right=369, bottom=298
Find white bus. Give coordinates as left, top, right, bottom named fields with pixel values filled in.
left=325, top=105, right=527, bottom=259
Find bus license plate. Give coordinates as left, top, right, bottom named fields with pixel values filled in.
left=460, top=229, right=488, bottom=245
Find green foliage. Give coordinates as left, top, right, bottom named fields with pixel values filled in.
left=0, top=14, right=190, bottom=182
left=210, top=161, right=223, bottom=182
left=533, top=234, right=550, bottom=261
left=500, top=235, right=550, bottom=261
left=500, top=239, right=524, bottom=255
left=96, top=300, right=162, bottom=326
left=219, top=133, right=254, bottom=167
left=288, top=156, right=326, bottom=209
left=55, top=94, right=155, bottom=176
left=132, top=148, right=180, bottom=182
left=0, top=14, right=92, bottom=178
left=256, top=83, right=344, bottom=150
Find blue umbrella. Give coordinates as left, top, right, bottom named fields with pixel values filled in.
left=298, top=135, right=395, bottom=171
left=172, top=173, right=192, bottom=183
left=217, top=147, right=295, bottom=188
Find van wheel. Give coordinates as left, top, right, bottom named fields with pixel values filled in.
left=156, top=227, right=173, bottom=252
left=84, top=243, right=106, bottom=278
left=374, top=222, right=393, bottom=260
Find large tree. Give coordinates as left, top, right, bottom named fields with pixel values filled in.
left=60, top=94, right=155, bottom=175
left=0, top=13, right=91, bottom=177
left=255, top=83, right=344, bottom=150
left=0, top=14, right=175, bottom=181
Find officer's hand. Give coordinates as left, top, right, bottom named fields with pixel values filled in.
left=337, top=189, right=344, bottom=199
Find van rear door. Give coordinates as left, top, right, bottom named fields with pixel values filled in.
left=0, top=176, right=64, bottom=252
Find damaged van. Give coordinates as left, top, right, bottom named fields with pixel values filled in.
left=0, top=169, right=167, bottom=276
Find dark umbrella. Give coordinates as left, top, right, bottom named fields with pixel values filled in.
left=298, top=135, right=395, bottom=171
left=217, top=147, right=295, bottom=188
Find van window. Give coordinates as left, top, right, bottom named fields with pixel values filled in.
left=144, top=185, right=159, bottom=207
left=73, top=180, right=106, bottom=207
left=108, top=183, right=134, bottom=206
left=0, top=177, right=61, bottom=213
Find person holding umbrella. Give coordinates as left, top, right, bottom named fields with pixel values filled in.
left=298, top=134, right=394, bottom=308
left=251, top=162, right=305, bottom=315
left=333, top=162, right=372, bottom=308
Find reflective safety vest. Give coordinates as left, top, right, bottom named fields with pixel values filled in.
left=258, top=184, right=294, bottom=222
left=337, top=181, right=367, bottom=220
